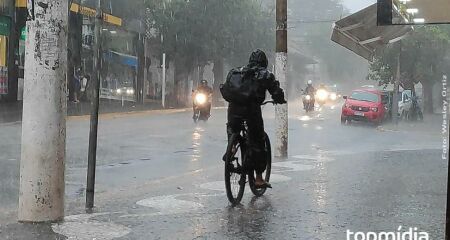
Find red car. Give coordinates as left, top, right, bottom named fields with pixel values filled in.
left=341, top=89, right=386, bottom=125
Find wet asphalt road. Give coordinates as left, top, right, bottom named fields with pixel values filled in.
left=0, top=100, right=446, bottom=239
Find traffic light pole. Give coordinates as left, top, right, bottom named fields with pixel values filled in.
left=275, top=0, right=288, bottom=158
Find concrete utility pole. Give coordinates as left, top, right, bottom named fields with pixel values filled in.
left=275, top=0, right=288, bottom=158
left=86, top=0, right=102, bottom=210
left=19, top=0, right=68, bottom=222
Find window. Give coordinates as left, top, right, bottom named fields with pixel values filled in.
left=350, top=91, right=380, bottom=103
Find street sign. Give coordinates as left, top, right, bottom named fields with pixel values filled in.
left=20, top=26, right=26, bottom=41
left=378, top=0, right=450, bottom=25
left=70, top=3, right=122, bottom=27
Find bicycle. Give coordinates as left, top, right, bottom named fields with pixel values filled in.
left=224, top=101, right=273, bottom=205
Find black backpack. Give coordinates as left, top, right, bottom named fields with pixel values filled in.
left=220, top=67, right=256, bottom=104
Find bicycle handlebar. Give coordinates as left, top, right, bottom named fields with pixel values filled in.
left=262, top=101, right=275, bottom=106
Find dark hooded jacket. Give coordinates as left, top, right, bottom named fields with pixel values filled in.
left=242, top=49, right=285, bottom=105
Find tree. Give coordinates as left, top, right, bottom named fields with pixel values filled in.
left=144, top=0, right=274, bottom=105
left=368, top=26, right=450, bottom=113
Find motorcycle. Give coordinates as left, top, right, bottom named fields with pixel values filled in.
left=302, top=90, right=315, bottom=112
left=193, top=91, right=211, bottom=122
left=407, top=95, right=424, bottom=121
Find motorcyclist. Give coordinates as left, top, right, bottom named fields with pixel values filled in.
left=193, top=80, right=213, bottom=118
left=197, top=80, right=213, bottom=95
left=224, top=49, right=287, bottom=189
left=305, top=80, right=316, bottom=95
left=303, top=80, right=316, bottom=109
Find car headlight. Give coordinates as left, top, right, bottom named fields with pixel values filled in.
left=305, top=95, right=311, bottom=101
left=316, top=89, right=328, bottom=101
left=330, top=93, right=337, bottom=101
left=127, top=89, right=135, bottom=95
left=371, top=107, right=378, bottom=112
left=116, top=89, right=122, bottom=94
left=345, top=103, right=351, bottom=109
left=195, top=93, right=207, bottom=105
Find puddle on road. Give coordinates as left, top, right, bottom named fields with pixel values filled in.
left=292, top=155, right=335, bottom=163
left=198, top=174, right=292, bottom=192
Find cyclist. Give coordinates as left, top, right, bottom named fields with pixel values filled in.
left=224, top=49, right=287, bottom=189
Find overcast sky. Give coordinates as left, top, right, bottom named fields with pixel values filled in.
left=342, top=0, right=376, bottom=13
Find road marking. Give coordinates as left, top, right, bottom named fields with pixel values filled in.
left=272, top=161, right=315, bottom=172
left=52, top=213, right=131, bottom=240
left=135, top=194, right=203, bottom=216
left=198, top=174, right=292, bottom=191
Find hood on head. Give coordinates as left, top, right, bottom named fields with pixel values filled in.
left=248, top=49, right=268, bottom=68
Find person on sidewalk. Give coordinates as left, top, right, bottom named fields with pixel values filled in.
left=72, top=68, right=82, bottom=103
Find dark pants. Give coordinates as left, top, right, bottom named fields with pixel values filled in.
left=227, top=103, right=267, bottom=174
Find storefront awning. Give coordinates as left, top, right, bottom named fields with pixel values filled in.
left=103, top=51, right=138, bottom=68
left=331, top=4, right=412, bottom=61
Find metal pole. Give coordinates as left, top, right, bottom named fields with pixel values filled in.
left=19, top=0, right=68, bottom=222
left=162, top=53, right=166, bottom=108
left=86, top=0, right=102, bottom=210
left=275, top=0, right=288, bottom=158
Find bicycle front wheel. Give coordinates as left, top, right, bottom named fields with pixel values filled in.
left=225, top=134, right=246, bottom=205
left=249, top=133, right=272, bottom=197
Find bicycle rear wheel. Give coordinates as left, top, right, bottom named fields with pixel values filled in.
left=225, top=134, right=246, bottom=205
left=249, top=133, right=272, bottom=197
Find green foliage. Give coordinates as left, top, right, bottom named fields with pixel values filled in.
left=144, top=0, right=274, bottom=71
left=368, top=26, right=450, bottom=88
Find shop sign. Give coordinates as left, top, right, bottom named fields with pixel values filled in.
left=0, top=16, right=11, bottom=36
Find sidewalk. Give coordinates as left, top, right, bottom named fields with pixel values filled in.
left=0, top=99, right=174, bottom=124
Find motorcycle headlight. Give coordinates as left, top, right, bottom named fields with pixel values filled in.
left=305, top=95, right=311, bottom=101
left=330, top=93, right=337, bottom=101
left=195, top=93, right=207, bottom=105
left=316, top=89, right=328, bottom=101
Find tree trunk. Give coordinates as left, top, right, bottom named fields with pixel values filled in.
left=422, top=80, right=434, bottom=114
left=174, top=59, right=188, bottom=107
left=213, top=58, right=224, bottom=105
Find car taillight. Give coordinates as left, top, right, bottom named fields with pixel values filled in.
left=371, top=107, right=378, bottom=112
